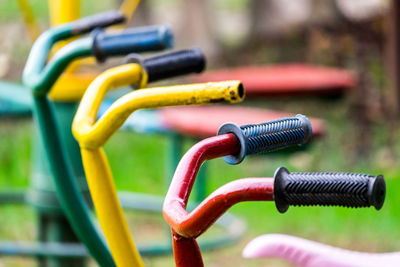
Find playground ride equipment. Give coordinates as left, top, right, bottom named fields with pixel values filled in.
left=163, top=116, right=386, bottom=267
left=10, top=12, right=172, bottom=267
left=72, top=46, right=244, bottom=267
left=0, top=0, right=140, bottom=115
left=120, top=65, right=341, bottom=208
left=117, top=105, right=326, bottom=207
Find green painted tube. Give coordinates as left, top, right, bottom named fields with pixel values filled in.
left=23, top=26, right=73, bottom=87
left=32, top=97, right=114, bottom=266
left=23, top=26, right=115, bottom=267
left=23, top=36, right=93, bottom=95
left=0, top=242, right=88, bottom=258
left=0, top=81, right=32, bottom=114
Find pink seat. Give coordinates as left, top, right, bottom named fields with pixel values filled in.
left=160, top=106, right=325, bottom=139
left=243, top=234, right=400, bottom=267
left=194, top=64, right=356, bottom=97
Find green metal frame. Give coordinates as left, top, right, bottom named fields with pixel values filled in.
left=23, top=24, right=114, bottom=267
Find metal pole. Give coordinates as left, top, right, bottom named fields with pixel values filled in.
left=28, top=102, right=88, bottom=267
left=30, top=2, right=85, bottom=266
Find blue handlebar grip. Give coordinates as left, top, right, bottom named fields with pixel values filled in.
left=92, top=25, right=174, bottom=62
left=218, top=114, right=312, bottom=164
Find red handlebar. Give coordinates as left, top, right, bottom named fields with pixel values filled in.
left=163, top=133, right=274, bottom=267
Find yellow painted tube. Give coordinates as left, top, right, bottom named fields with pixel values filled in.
left=17, top=0, right=41, bottom=41
left=74, top=64, right=146, bottom=267
left=73, top=64, right=243, bottom=148
left=73, top=64, right=146, bottom=144
left=81, top=147, right=144, bottom=267
left=77, top=80, right=243, bottom=148
left=48, top=71, right=97, bottom=101
left=48, top=0, right=80, bottom=26
left=73, top=63, right=244, bottom=266
left=119, top=0, right=140, bottom=23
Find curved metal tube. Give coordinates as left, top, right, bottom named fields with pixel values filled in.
left=72, top=62, right=243, bottom=267
left=243, top=234, right=400, bottom=267
left=23, top=35, right=93, bottom=96
left=162, top=134, right=274, bottom=267
left=23, top=26, right=115, bottom=267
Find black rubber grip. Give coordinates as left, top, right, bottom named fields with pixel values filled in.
left=273, top=167, right=386, bottom=213
left=72, top=10, right=125, bottom=34
left=218, top=114, right=312, bottom=164
left=143, top=48, right=205, bottom=82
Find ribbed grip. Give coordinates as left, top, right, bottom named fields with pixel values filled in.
left=273, top=167, right=386, bottom=213
left=92, top=25, right=174, bottom=62
left=143, top=48, right=205, bottom=82
left=73, top=10, right=125, bottom=34
left=218, top=114, right=312, bottom=164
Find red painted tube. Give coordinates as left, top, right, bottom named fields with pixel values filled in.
left=166, top=177, right=274, bottom=238
left=171, top=231, right=204, bottom=267
left=163, top=133, right=274, bottom=267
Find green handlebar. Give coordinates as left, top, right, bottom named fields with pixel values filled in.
left=23, top=12, right=175, bottom=266
left=23, top=23, right=116, bottom=267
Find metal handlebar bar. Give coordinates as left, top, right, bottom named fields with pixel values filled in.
left=162, top=119, right=386, bottom=267
left=22, top=13, right=174, bottom=267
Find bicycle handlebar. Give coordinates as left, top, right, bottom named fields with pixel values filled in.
left=72, top=10, right=125, bottom=35
left=126, top=48, right=206, bottom=82
left=274, top=167, right=386, bottom=213
left=218, top=114, right=312, bottom=164
left=92, top=25, right=174, bottom=62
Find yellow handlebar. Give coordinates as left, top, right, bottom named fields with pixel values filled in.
left=73, top=62, right=244, bottom=267
left=73, top=63, right=243, bottom=148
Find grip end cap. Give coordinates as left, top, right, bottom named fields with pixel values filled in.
left=273, top=167, right=290, bottom=214
left=159, top=24, right=174, bottom=49
left=217, top=123, right=246, bottom=165
left=295, top=114, right=313, bottom=145
left=92, top=29, right=106, bottom=62
left=369, top=175, right=386, bottom=210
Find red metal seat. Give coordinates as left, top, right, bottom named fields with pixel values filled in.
left=194, top=64, right=356, bottom=97
left=160, top=106, right=325, bottom=139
